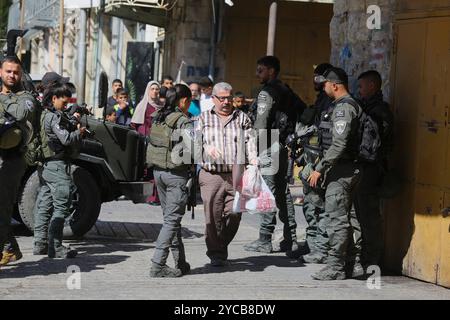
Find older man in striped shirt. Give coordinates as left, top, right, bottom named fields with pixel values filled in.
left=195, top=82, right=258, bottom=267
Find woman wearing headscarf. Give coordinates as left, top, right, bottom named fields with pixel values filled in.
left=131, top=81, right=163, bottom=205
left=131, top=81, right=163, bottom=136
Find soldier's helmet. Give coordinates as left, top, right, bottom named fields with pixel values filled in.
left=0, top=123, right=22, bottom=149
left=0, top=120, right=33, bottom=150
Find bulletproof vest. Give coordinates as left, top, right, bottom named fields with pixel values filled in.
left=147, top=111, right=189, bottom=170
left=318, top=107, right=333, bottom=152
left=40, top=109, right=54, bottom=159
left=41, top=109, right=78, bottom=160
left=301, top=92, right=332, bottom=163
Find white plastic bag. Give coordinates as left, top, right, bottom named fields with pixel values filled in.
left=233, top=176, right=277, bottom=214
left=239, top=165, right=262, bottom=198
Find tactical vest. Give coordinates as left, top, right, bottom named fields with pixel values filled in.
left=40, top=109, right=54, bottom=159
left=318, top=108, right=334, bottom=152
left=40, top=109, right=79, bottom=160
left=147, top=111, right=189, bottom=170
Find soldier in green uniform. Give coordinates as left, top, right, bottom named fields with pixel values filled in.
left=0, top=56, right=36, bottom=266
left=147, top=84, right=194, bottom=278
left=36, top=82, right=86, bottom=259
left=244, top=56, right=301, bottom=257
left=308, top=67, right=362, bottom=280
left=32, top=72, right=71, bottom=256
left=286, top=63, right=334, bottom=263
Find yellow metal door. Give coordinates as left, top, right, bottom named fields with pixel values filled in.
left=384, top=21, right=425, bottom=271
left=415, top=21, right=450, bottom=187
left=415, top=125, right=448, bottom=187
left=389, top=16, right=450, bottom=288
left=405, top=186, right=443, bottom=283
left=439, top=193, right=450, bottom=287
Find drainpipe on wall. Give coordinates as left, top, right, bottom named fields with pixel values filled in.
left=154, top=40, right=160, bottom=81
left=111, top=17, right=120, bottom=80
left=93, top=12, right=103, bottom=110
left=208, top=0, right=219, bottom=81
left=116, top=19, right=124, bottom=81
left=77, top=9, right=87, bottom=104
left=267, top=1, right=278, bottom=55
left=59, top=0, right=65, bottom=74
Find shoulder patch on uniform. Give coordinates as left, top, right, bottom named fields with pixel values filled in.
left=335, top=110, right=345, bottom=118
left=335, top=120, right=347, bottom=135
left=25, top=100, right=34, bottom=111
left=258, top=91, right=268, bottom=100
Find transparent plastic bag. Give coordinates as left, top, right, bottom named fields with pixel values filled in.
left=239, top=165, right=262, bottom=198
left=233, top=176, right=277, bottom=214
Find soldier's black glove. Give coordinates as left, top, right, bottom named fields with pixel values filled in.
left=285, top=133, right=298, bottom=148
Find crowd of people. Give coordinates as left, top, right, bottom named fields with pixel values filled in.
left=0, top=53, right=393, bottom=281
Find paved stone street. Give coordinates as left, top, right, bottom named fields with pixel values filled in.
left=1, top=187, right=449, bottom=300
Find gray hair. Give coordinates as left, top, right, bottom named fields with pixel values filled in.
left=212, top=82, right=233, bottom=95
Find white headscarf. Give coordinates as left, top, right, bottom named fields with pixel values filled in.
left=131, top=81, right=162, bottom=125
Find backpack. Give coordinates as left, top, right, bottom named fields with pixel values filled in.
left=342, top=98, right=381, bottom=162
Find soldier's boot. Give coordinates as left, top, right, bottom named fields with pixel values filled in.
left=48, top=218, right=77, bottom=259
left=176, top=261, right=191, bottom=275
left=286, top=242, right=311, bottom=259
left=0, top=249, right=23, bottom=266
left=33, top=241, right=48, bottom=255
left=301, top=252, right=327, bottom=264
left=243, top=233, right=272, bottom=253
left=278, top=238, right=294, bottom=252
left=351, top=261, right=365, bottom=278
left=173, top=253, right=191, bottom=275
left=150, top=262, right=182, bottom=278
left=0, top=234, right=23, bottom=266
left=311, top=264, right=346, bottom=281
left=285, top=232, right=310, bottom=258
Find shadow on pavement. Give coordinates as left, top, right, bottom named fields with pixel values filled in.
left=190, top=254, right=305, bottom=275
left=0, top=240, right=154, bottom=280
left=87, top=221, right=204, bottom=241
left=69, top=238, right=154, bottom=255
left=0, top=254, right=129, bottom=280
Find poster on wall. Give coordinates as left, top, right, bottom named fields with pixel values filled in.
left=125, top=41, right=154, bottom=106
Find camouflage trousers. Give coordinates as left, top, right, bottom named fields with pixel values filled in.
left=259, top=147, right=297, bottom=242
left=323, top=161, right=361, bottom=271
left=151, top=169, right=188, bottom=266
left=34, top=161, right=74, bottom=248
left=302, top=187, right=329, bottom=257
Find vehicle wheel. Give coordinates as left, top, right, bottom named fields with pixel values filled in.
left=18, top=166, right=101, bottom=238
left=17, top=170, right=40, bottom=231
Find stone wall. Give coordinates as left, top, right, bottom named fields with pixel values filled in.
left=330, top=0, right=396, bottom=100
left=163, top=0, right=225, bottom=83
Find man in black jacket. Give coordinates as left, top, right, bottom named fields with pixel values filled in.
left=243, top=56, right=301, bottom=257
left=355, top=70, right=394, bottom=268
